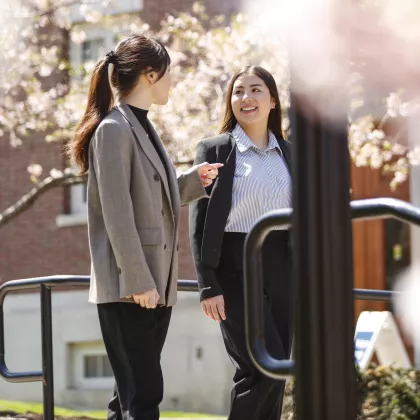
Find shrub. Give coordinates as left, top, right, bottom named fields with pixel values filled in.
left=281, top=365, right=420, bottom=420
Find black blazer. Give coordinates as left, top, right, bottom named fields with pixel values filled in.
left=189, top=132, right=292, bottom=301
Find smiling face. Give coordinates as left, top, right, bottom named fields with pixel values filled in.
left=231, top=74, right=275, bottom=130
left=219, top=66, right=283, bottom=140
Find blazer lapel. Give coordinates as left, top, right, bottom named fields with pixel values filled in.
left=277, top=138, right=292, bottom=175
left=116, top=102, right=174, bottom=217
left=201, top=134, right=236, bottom=267
left=209, top=135, right=236, bottom=196
left=147, top=121, right=180, bottom=221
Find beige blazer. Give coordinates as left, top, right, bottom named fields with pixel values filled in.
left=87, top=102, right=207, bottom=306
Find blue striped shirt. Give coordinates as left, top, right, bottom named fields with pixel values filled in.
left=224, top=125, right=292, bottom=233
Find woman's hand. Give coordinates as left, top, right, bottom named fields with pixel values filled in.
left=197, top=162, right=224, bottom=188
left=201, top=295, right=226, bottom=323
left=133, top=288, right=160, bottom=309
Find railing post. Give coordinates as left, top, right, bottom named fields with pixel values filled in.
left=0, top=297, right=5, bottom=379
left=290, top=102, right=357, bottom=419
left=40, top=284, right=54, bottom=420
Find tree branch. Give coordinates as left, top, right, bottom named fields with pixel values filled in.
left=0, top=173, right=87, bottom=229
left=0, top=159, right=193, bottom=230
left=9, top=0, right=99, bottom=20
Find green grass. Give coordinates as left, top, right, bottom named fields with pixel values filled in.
left=0, top=400, right=224, bottom=418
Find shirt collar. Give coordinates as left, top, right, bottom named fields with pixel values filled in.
left=232, top=124, right=281, bottom=154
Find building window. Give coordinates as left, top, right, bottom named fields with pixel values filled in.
left=68, top=0, right=144, bottom=24
left=56, top=34, right=106, bottom=227
left=84, top=354, right=113, bottom=378
left=67, top=37, right=105, bottom=218
left=68, top=341, right=114, bottom=389
left=56, top=164, right=88, bottom=227
left=82, top=38, right=105, bottom=62
left=70, top=176, right=87, bottom=214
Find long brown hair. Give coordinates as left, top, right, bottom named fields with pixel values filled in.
left=67, top=34, right=171, bottom=174
left=219, top=66, right=284, bottom=140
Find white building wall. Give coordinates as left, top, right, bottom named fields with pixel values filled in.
left=0, top=289, right=233, bottom=415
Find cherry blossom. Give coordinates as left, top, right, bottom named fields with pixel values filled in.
left=0, top=1, right=419, bottom=193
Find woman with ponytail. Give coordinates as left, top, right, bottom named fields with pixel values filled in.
left=67, top=34, right=222, bottom=420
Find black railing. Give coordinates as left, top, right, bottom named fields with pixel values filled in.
left=0, top=277, right=197, bottom=420
left=244, top=197, right=419, bottom=382
left=0, top=269, right=407, bottom=420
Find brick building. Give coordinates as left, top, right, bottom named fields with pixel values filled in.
left=0, top=0, right=241, bottom=284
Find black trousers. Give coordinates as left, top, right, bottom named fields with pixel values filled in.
left=216, top=231, right=293, bottom=420
left=97, top=302, right=172, bottom=420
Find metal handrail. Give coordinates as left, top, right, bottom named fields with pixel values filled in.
left=0, top=276, right=197, bottom=420
left=244, top=197, right=420, bottom=380
left=0, top=275, right=397, bottom=387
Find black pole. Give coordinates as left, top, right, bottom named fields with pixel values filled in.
left=0, top=299, right=5, bottom=381
left=40, top=284, right=54, bottom=420
left=291, top=104, right=357, bottom=419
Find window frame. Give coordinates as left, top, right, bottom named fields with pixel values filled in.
left=68, top=341, right=114, bottom=389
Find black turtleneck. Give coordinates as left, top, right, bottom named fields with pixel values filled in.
left=128, top=105, right=151, bottom=137
left=128, top=105, right=169, bottom=184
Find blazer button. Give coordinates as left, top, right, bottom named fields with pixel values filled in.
left=177, top=244, right=179, bottom=251
left=161, top=209, right=165, bottom=216
left=154, top=174, right=160, bottom=181
left=164, top=244, right=167, bottom=250
left=118, top=267, right=122, bottom=275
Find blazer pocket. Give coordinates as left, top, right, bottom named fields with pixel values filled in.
left=139, top=228, right=163, bottom=245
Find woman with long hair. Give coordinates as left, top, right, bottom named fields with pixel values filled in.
left=67, top=34, right=222, bottom=420
left=189, top=66, right=292, bottom=420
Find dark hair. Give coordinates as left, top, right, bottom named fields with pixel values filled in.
left=67, top=34, right=171, bottom=174
left=219, top=65, right=284, bottom=140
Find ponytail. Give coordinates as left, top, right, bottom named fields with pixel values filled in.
left=66, top=35, right=171, bottom=174
left=67, top=57, right=114, bottom=174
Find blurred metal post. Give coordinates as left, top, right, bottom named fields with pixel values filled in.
left=290, top=101, right=357, bottom=419
left=40, top=284, right=54, bottom=420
